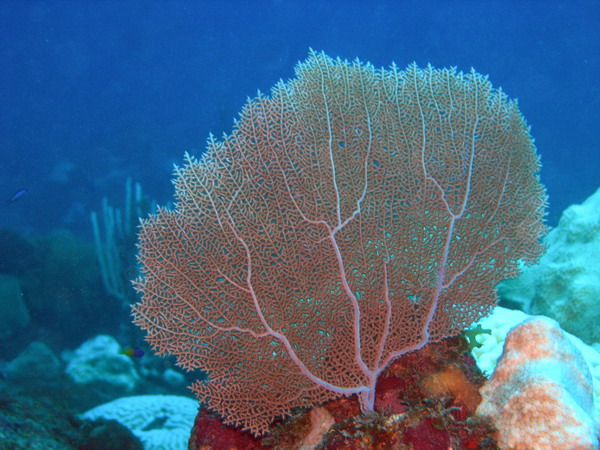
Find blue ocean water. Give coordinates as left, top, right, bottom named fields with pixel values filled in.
left=1, top=1, right=598, bottom=234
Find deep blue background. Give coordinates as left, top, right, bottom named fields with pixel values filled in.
left=1, top=0, right=598, bottom=235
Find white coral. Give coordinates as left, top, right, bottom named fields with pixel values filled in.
left=81, top=395, right=198, bottom=450
left=63, top=334, right=139, bottom=392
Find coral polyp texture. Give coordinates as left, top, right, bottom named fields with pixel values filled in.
left=132, top=51, right=547, bottom=435
left=477, top=316, right=599, bottom=448
left=81, top=395, right=199, bottom=450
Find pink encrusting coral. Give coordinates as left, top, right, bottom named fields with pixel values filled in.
left=132, top=51, right=547, bottom=435
left=477, top=316, right=599, bottom=448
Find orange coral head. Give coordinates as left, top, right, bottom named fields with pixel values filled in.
left=132, top=51, right=547, bottom=436
left=423, top=364, right=482, bottom=413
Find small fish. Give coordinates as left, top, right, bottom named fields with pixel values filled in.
left=120, top=347, right=145, bottom=358
left=5, top=188, right=27, bottom=204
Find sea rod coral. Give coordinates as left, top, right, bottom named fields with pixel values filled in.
left=132, top=51, right=547, bottom=435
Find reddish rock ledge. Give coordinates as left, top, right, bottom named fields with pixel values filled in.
left=189, top=336, right=497, bottom=449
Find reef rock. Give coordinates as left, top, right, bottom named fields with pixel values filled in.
left=63, top=334, right=139, bottom=394
left=4, top=341, right=62, bottom=380
left=498, top=186, right=600, bottom=344
left=477, top=316, right=599, bottom=448
left=0, top=273, right=30, bottom=339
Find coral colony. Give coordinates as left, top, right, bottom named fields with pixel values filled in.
left=132, top=51, right=548, bottom=443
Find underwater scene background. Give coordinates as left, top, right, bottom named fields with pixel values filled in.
left=0, top=1, right=599, bottom=448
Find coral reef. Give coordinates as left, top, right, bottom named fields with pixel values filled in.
left=477, top=316, right=599, bottom=448
left=63, top=334, right=140, bottom=395
left=0, top=274, right=30, bottom=339
left=81, top=395, right=198, bottom=450
left=498, top=186, right=600, bottom=345
left=0, top=346, right=147, bottom=449
left=0, top=333, right=192, bottom=448
left=0, top=228, right=130, bottom=363
left=0, top=228, right=40, bottom=277
left=3, top=341, right=61, bottom=381
left=189, top=337, right=496, bottom=448
left=134, top=50, right=546, bottom=435
left=470, top=306, right=600, bottom=414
